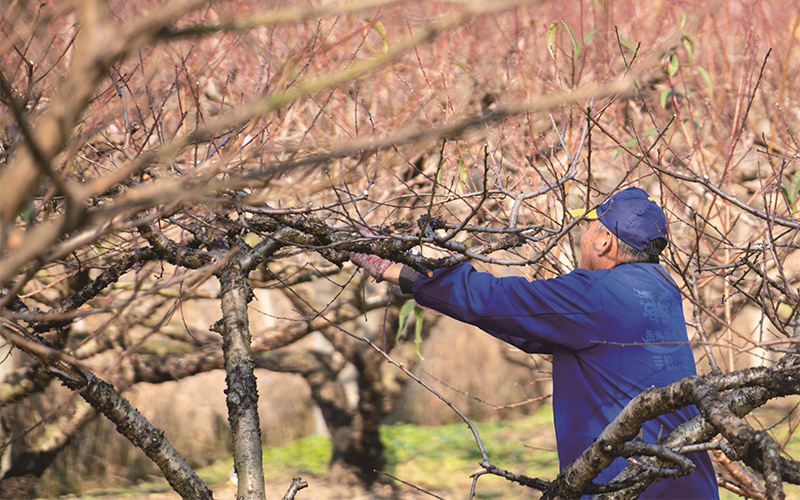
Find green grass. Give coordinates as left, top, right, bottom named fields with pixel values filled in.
left=239, top=406, right=559, bottom=499
left=262, top=434, right=332, bottom=478
left=381, top=406, right=558, bottom=494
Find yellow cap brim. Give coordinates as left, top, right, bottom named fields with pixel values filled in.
left=569, top=208, right=599, bottom=219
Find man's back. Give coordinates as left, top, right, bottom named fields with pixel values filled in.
left=411, top=262, right=719, bottom=499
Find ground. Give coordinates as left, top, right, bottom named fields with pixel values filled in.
left=53, top=473, right=452, bottom=500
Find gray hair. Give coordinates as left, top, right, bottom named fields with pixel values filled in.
left=616, top=237, right=664, bottom=264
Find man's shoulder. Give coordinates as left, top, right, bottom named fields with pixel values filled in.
left=603, top=262, right=671, bottom=280
left=534, top=264, right=675, bottom=297
left=566, top=264, right=677, bottom=294
left=561, top=264, right=653, bottom=281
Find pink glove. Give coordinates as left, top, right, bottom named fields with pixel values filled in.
left=351, top=252, right=392, bottom=282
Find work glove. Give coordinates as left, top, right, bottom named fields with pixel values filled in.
left=350, top=252, right=392, bottom=282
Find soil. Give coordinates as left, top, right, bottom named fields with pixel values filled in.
left=56, top=473, right=447, bottom=500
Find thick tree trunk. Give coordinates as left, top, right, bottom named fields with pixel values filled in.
left=218, top=263, right=265, bottom=500
left=328, top=347, right=386, bottom=486
left=255, top=339, right=392, bottom=486
left=315, top=292, right=409, bottom=486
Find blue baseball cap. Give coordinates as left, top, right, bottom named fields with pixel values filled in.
left=570, top=187, right=668, bottom=255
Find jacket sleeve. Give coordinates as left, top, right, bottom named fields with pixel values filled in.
left=411, top=262, right=604, bottom=353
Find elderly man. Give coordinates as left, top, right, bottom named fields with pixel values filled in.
left=352, top=187, right=719, bottom=499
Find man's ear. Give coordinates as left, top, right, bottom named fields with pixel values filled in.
left=596, top=228, right=615, bottom=256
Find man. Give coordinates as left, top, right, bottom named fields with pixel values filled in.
left=351, top=187, right=719, bottom=499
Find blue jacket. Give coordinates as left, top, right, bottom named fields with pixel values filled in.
left=411, top=262, right=719, bottom=499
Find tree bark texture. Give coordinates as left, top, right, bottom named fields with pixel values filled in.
left=600, top=357, right=800, bottom=499
left=218, top=262, right=265, bottom=500
left=280, top=477, right=308, bottom=500
left=601, top=384, right=778, bottom=499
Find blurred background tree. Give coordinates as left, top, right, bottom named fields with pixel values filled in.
left=1, top=0, right=799, bottom=499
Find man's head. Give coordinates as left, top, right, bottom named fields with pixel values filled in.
left=573, top=187, right=669, bottom=270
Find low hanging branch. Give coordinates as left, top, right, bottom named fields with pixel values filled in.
left=81, top=374, right=215, bottom=500
left=0, top=322, right=215, bottom=500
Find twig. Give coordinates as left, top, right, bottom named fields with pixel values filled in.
left=281, top=477, right=308, bottom=500
left=375, top=470, right=447, bottom=500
